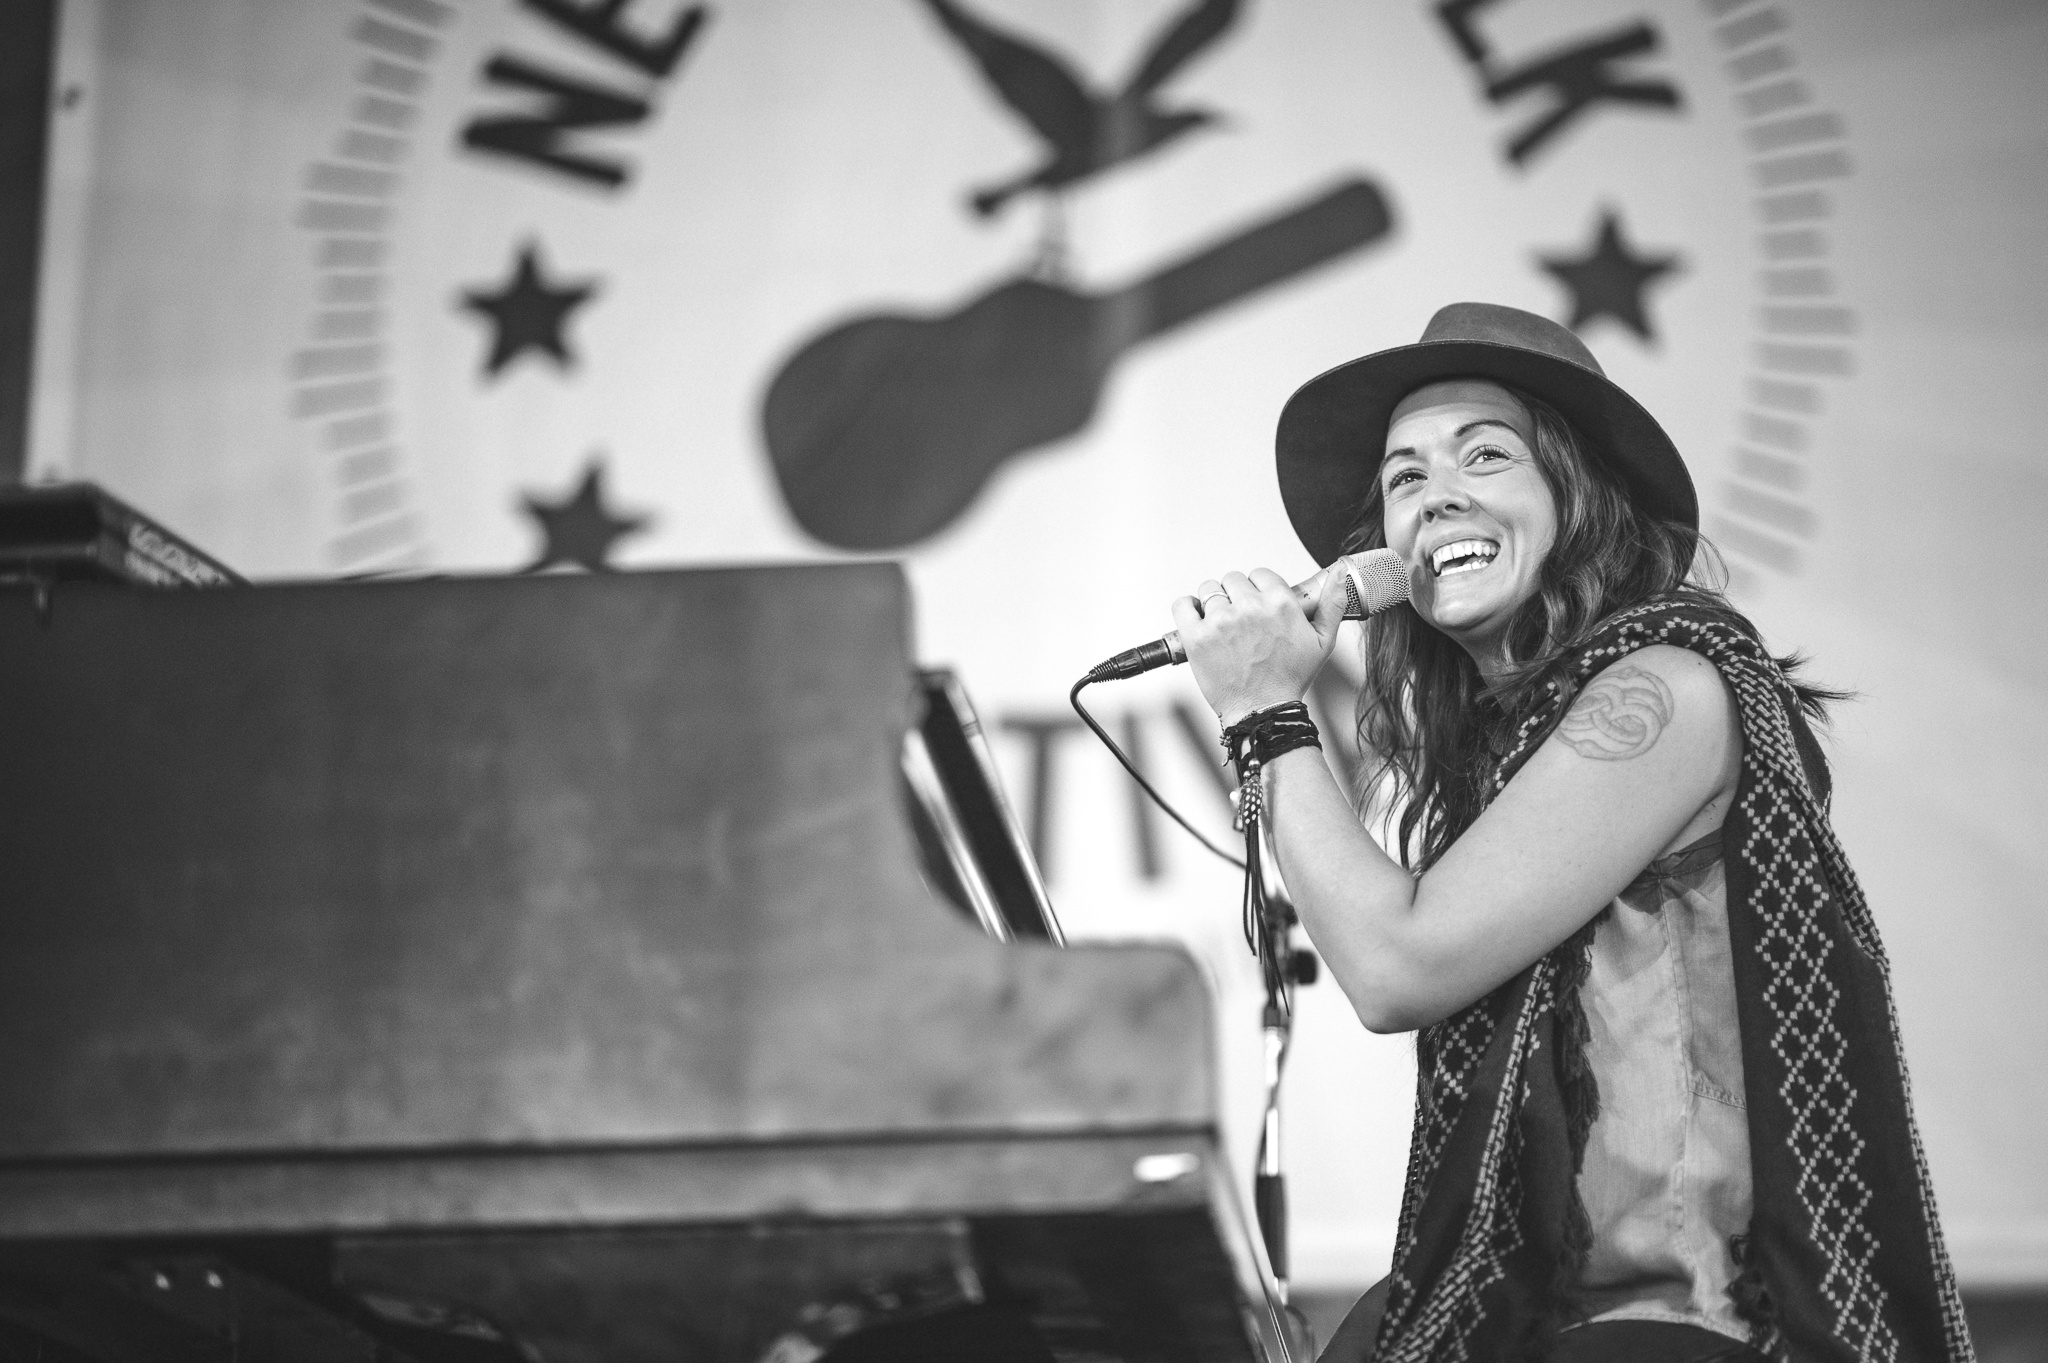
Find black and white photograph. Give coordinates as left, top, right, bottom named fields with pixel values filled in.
left=0, top=0, right=2041, bottom=1358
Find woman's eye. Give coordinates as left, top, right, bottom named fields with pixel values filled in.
left=1470, top=444, right=1510, bottom=462
left=1385, top=468, right=1422, bottom=490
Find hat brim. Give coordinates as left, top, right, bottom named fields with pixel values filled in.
left=1275, top=339, right=1698, bottom=566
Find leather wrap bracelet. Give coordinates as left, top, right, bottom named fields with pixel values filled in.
left=1219, top=700, right=1321, bottom=779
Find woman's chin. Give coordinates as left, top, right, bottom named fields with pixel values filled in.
left=1421, top=584, right=1494, bottom=626
left=1418, top=581, right=1518, bottom=652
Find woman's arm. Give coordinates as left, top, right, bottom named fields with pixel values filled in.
left=1265, top=644, right=1740, bottom=1032
left=1170, top=570, right=1741, bottom=1034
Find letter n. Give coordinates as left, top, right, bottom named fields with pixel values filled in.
left=461, top=55, right=648, bottom=190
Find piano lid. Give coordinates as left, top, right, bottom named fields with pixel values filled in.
left=0, top=564, right=1210, bottom=1163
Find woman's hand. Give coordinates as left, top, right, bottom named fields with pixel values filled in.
left=1169, top=567, right=1350, bottom=725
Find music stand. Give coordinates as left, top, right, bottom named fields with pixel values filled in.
left=901, top=668, right=1064, bottom=944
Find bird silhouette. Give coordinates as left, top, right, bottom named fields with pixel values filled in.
left=923, top=0, right=1241, bottom=220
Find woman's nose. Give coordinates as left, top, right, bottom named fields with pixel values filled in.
left=1420, top=476, right=1468, bottom=520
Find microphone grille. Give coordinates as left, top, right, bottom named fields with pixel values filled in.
left=1339, top=548, right=1412, bottom=619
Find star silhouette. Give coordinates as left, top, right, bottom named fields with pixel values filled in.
left=461, top=242, right=599, bottom=378
left=520, top=460, right=649, bottom=572
left=1537, top=210, right=1681, bottom=343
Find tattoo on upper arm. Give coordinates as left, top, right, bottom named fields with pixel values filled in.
left=1553, top=665, right=1675, bottom=761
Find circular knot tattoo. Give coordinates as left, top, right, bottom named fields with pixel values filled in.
left=1554, top=665, right=1675, bottom=761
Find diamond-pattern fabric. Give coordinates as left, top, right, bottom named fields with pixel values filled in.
left=1369, top=601, right=1972, bottom=1363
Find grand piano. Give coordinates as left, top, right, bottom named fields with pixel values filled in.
left=0, top=563, right=1295, bottom=1361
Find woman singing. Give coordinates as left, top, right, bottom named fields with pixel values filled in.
left=1172, top=305, right=1972, bottom=1363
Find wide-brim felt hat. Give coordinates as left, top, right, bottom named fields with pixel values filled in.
left=1275, top=302, right=1698, bottom=566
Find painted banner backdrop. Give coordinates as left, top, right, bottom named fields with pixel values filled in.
left=29, top=0, right=2048, bottom=1290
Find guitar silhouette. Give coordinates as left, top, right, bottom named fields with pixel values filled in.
left=761, top=177, right=1395, bottom=551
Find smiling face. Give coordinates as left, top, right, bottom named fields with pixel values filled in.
left=1380, top=379, right=1558, bottom=673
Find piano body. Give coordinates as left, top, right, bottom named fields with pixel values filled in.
left=0, top=563, right=1294, bottom=1361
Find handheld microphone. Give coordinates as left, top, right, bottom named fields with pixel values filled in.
left=1085, top=549, right=1411, bottom=682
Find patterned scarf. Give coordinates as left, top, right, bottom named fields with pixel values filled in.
left=1370, top=599, right=1975, bottom=1363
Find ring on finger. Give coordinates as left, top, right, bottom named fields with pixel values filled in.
left=1203, top=592, right=1230, bottom=607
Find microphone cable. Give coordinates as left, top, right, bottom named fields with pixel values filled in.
left=1068, top=675, right=1246, bottom=871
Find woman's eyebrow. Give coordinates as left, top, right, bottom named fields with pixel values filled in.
left=1456, top=419, right=1521, bottom=439
left=1384, top=417, right=1523, bottom=466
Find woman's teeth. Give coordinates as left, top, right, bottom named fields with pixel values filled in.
left=1430, top=540, right=1500, bottom=576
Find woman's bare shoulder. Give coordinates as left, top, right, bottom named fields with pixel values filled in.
left=1551, top=643, right=1737, bottom=764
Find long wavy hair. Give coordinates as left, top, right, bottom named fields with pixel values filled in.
left=1339, top=382, right=1837, bottom=870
